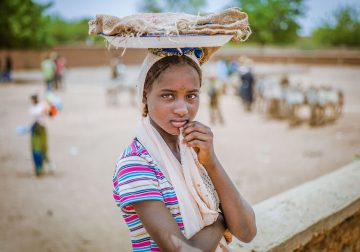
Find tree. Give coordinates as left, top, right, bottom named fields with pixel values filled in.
left=45, top=17, right=90, bottom=45
left=0, top=0, right=52, bottom=49
left=230, top=0, right=305, bottom=45
left=138, top=0, right=207, bottom=15
left=0, top=0, right=93, bottom=49
left=312, top=5, right=360, bottom=47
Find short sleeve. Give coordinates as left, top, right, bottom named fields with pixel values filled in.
left=113, top=155, right=164, bottom=213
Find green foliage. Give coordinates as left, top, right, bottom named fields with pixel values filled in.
left=312, top=6, right=360, bottom=47
left=138, top=0, right=207, bottom=14
left=0, top=0, right=91, bottom=49
left=231, top=0, right=305, bottom=45
left=0, top=0, right=52, bottom=49
left=45, top=17, right=90, bottom=45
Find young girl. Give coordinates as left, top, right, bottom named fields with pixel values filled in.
left=90, top=7, right=256, bottom=251
left=112, top=51, right=256, bottom=251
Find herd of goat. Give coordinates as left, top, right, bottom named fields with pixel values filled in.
left=250, top=75, right=344, bottom=127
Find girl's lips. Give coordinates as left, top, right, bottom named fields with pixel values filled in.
left=170, top=120, right=188, bottom=128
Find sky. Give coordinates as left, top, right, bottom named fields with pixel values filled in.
left=35, top=0, right=359, bottom=36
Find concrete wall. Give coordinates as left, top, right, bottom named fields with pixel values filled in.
left=294, top=210, right=360, bottom=252
left=0, top=46, right=147, bottom=70
left=1, top=46, right=360, bottom=70
left=216, top=48, right=360, bottom=65
left=232, top=161, right=360, bottom=252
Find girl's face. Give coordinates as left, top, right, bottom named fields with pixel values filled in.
left=146, top=64, right=201, bottom=136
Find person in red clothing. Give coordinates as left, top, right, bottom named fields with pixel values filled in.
left=54, top=55, right=67, bottom=90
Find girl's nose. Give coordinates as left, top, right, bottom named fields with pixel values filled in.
left=173, top=100, right=188, bottom=116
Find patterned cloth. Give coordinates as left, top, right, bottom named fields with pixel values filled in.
left=113, top=138, right=184, bottom=251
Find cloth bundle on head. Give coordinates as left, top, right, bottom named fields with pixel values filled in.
left=90, top=7, right=251, bottom=251
left=89, top=7, right=251, bottom=42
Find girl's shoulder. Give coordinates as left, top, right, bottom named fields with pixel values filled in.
left=120, top=137, right=149, bottom=159
left=114, top=138, right=157, bottom=176
left=113, top=138, right=166, bottom=214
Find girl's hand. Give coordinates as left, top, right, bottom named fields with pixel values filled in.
left=182, top=121, right=218, bottom=168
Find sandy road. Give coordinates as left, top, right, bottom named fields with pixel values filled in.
left=0, top=63, right=359, bottom=252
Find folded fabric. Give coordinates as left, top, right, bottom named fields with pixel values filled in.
left=89, top=7, right=251, bottom=42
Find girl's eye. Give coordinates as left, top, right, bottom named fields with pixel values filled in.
left=161, top=94, right=174, bottom=99
left=187, top=94, right=198, bottom=99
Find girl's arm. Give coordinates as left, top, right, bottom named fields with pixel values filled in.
left=182, top=122, right=257, bottom=242
left=204, top=157, right=257, bottom=242
left=133, top=200, right=226, bottom=252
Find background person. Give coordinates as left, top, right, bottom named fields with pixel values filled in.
left=2, top=54, right=13, bottom=82
left=41, top=54, right=56, bottom=91
left=54, top=54, right=67, bottom=90
left=29, top=94, right=50, bottom=176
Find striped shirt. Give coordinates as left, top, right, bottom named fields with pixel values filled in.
left=113, top=138, right=185, bottom=251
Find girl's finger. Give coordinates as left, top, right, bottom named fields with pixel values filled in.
left=183, top=121, right=204, bottom=131
left=183, top=131, right=210, bottom=143
left=183, top=127, right=209, bottom=138
left=185, top=139, right=206, bottom=149
left=183, top=122, right=211, bottom=136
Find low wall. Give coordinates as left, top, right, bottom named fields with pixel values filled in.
left=0, top=46, right=147, bottom=70
left=216, top=48, right=360, bottom=65
left=232, top=161, right=360, bottom=252
left=1, top=46, right=360, bottom=70
left=294, top=210, right=360, bottom=252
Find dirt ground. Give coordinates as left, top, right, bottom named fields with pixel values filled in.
left=0, top=63, right=359, bottom=252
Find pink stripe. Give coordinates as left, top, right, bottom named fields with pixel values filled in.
left=113, top=180, right=118, bottom=187
left=124, top=214, right=138, bottom=222
left=133, top=241, right=150, bottom=248
left=124, top=205, right=134, bottom=211
left=113, top=194, right=120, bottom=200
left=154, top=170, right=164, bottom=177
left=164, top=196, right=178, bottom=203
left=131, top=141, right=136, bottom=152
left=118, top=166, right=154, bottom=177
left=121, top=192, right=161, bottom=202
